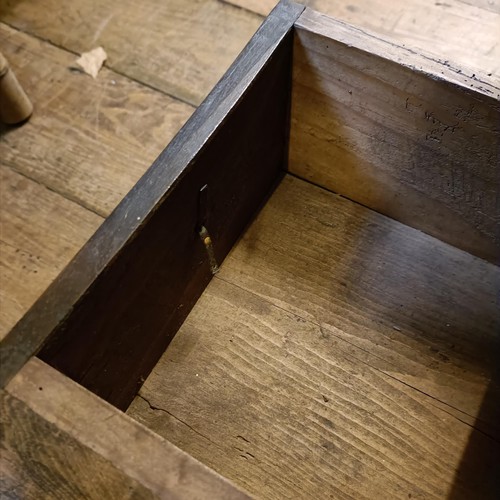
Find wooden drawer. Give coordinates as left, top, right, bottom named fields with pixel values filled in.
left=1, top=2, right=499, bottom=498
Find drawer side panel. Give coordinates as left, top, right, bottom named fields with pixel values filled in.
left=290, top=9, right=500, bottom=263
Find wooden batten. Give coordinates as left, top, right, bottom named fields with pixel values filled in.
left=0, top=1, right=305, bottom=409
left=289, top=9, right=500, bottom=263
left=3, top=358, right=249, bottom=498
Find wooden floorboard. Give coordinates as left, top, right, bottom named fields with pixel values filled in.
left=0, top=21, right=193, bottom=337
left=0, top=0, right=263, bottom=106
left=2, top=1, right=499, bottom=497
left=0, top=23, right=194, bottom=217
left=128, top=175, right=500, bottom=499
left=227, top=0, right=500, bottom=77
left=0, top=166, right=102, bottom=341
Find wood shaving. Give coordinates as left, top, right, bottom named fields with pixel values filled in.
left=74, top=47, right=107, bottom=78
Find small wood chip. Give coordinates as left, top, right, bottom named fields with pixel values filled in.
left=74, top=47, right=107, bottom=78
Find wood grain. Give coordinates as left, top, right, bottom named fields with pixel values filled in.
left=0, top=23, right=193, bottom=217
left=228, top=0, right=500, bottom=77
left=1, top=391, right=155, bottom=499
left=128, top=174, right=499, bottom=498
left=0, top=166, right=102, bottom=341
left=4, top=357, right=249, bottom=499
left=290, top=9, right=500, bottom=262
left=1, top=2, right=304, bottom=407
left=0, top=0, right=263, bottom=106
left=222, top=175, right=500, bottom=437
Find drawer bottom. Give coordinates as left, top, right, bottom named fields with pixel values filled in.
left=127, top=174, right=499, bottom=499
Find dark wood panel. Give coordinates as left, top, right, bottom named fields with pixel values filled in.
left=0, top=1, right=305, bottom=409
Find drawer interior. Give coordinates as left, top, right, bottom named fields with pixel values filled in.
left=126, top=173, right=499, bottom=498
left=2, top=3, right=499, bottom=498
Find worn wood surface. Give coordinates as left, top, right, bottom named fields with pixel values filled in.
left=0, top=0, right=263, bottom=106
left=0, top=21, right=193, bottom=343
left=1, top=2, right=499, bottom=497
left=0, top=166, right=102, bottom=342
left=0, top=23, right=193, bottom=217
left=290, top=9, right=500, bottom=263
left=129, top=174, right=500, bottom=499
left=1, top=2, right=304, bottom=408
left=2, top=0, right=498, bottom=375
left=228, top=0, right=500, bottom=77
left=3, top=357, right=249, bottom=499
left=1, top=391, right=155, bottom=499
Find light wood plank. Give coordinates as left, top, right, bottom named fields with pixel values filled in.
left=221, top=175, right=500, bottom=435
left=129, top=174, right=499, bottom=498
left=290, top=9, right=500, bottom=262
left=1, top=390, right=155, bottom=499
left=0, top=0, right=263, bottom=106
left=228, top=0, right=500, bottom=76
left=0, top=23, right=193, bottom=217
left=5, top=358, right=250, bottom=499
left=0, top=166, right=102, bottom=341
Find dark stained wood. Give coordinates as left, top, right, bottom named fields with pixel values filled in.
left=0, top=1, right=305, bottom=409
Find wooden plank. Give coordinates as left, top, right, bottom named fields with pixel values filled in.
left=219, top=175, right=500, bottom=437
left=290, top=9, right=500, bottom=263
left=128, top=178, right=499, bottom=497
left=229, top=0, right=277, bottom=15
left=0, top=0, right=263, bottom=106
left=4, top=358, right=249, bottom=499
left=0, top=166, right=102, bottom=341
left=0, top=1, right=305, bottom=409
left=228, top=0, right=500, bottom=76
left=1, top=391, right=155, bottom=499
left=0, top=23, right=193, bottom=217
left=453, top=0, right=500, bottom=14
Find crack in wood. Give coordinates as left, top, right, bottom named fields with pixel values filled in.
left=136, top=394, right=218, bottom=446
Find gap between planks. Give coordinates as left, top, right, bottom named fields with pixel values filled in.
left=0, top=0, right=264, bottom=106
left=0, top=21, right=198, bottom=108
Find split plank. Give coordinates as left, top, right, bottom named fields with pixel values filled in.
left=290, top=10, right=500, bottom=262
left=129, top=174, right=499, bottom=498
left=0, top=23, right=193, bottom=217
left=0, top=166, right=102, bottom=341
left=0, top=0, right=263, bottom=106
left=4, top=358, right=249, bottom=499
left=228, top=0, right=500, bottom=77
